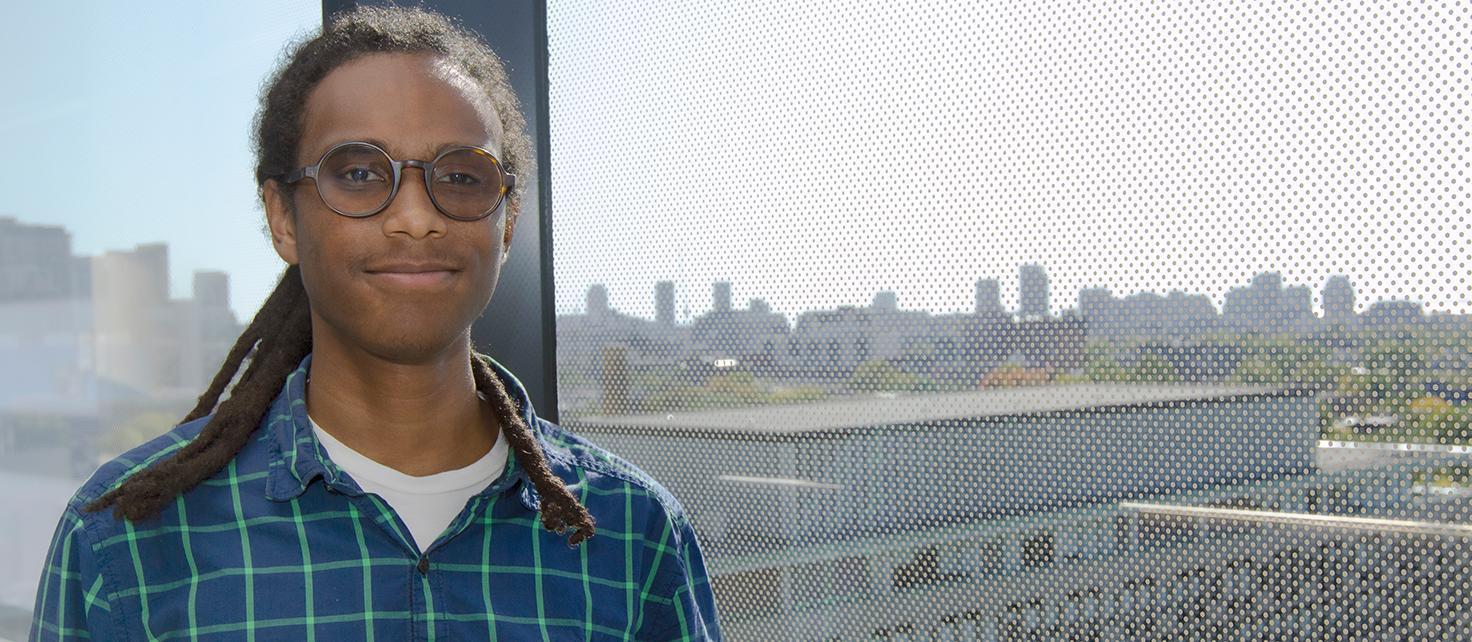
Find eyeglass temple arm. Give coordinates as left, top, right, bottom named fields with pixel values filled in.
left=282, top=166, right=316, bottom=184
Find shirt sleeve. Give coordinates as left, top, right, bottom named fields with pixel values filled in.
left=636, top=511, right=724, bottom=642
left=31, top=506, right=116, bottom=641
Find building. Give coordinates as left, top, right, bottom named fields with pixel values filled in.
left=1361, top=299, right=1424, bottom=328
left=1077, top=287, right=1219, bottom=340
left=0, top=226, right=241, bottom=475
left=655, top=281, right=675, bottom=326
left=1322, top=275, right=1356, bottom=323
left=1018, top=264, right=1049, bottom=319
left=0, top=217, right=84, bottom=302
left=567, top=383, right=1374, bottom=640
left=974, top=278, right=1002, bottom=316
left=91, top=243, right=170, bottom=394
left=573, top=383, right=1318, bottom=556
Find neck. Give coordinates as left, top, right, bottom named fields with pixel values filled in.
left=303, top=320, right=498, bottom=476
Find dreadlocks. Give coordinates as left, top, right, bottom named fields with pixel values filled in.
left=82, top=6, right=595, bottom=547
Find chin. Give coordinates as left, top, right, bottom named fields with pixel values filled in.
left=347, top=315, right=474, bottom=365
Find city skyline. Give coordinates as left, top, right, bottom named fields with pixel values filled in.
left=566, top=269, right=1444, bottom=328
left=6, top=2, right=1469, bottom=638
left=4, top=214, right=1460, bottom=326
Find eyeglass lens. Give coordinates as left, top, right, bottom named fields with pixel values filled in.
left=318, top=143, right=506, bottom=219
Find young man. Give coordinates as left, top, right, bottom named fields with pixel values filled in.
left=32, top=7, right=721, bottom=641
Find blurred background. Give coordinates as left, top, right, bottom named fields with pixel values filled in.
left=4, top=1, right=1470, bottom=639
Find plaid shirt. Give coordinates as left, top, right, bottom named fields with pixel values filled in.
left=31, top=353, right=722, bottom=641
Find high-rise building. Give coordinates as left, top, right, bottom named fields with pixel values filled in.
left=1283, top=285, right=1312, bottom=320
left=655, top=281, right=675, bottom=326
left=193, top=270, right=229, bottom=310
left=712, top=281, right=732, bottom=314
left=0, top=216, right=77, bottom=301
left=585, top=284, right=609, bottom=316
left=1018, top=264, right=1049, bottom=318
left=872, top=291, right=898, bottom=312
left=177, top=270, right=241, bottom=391
left=1323, top=275, right=1355, bottom=321
left=1224, top=271, right=1288, bottom=332
left=91, top=243, right=170, bottom=393
left=974, top=278, right=1001, bottom=315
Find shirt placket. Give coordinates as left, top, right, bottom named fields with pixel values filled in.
left=353, top=471, right=525, bottom=641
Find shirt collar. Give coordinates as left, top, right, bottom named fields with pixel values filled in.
left=263, top=351, right=548, bottom=512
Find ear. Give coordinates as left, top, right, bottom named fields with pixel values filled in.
left=501, top=203, right=519, bottom=256
left=263, top=180, right=301, bottom=266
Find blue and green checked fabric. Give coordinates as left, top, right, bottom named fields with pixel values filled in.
left=31, top=353, right=722, bottom=641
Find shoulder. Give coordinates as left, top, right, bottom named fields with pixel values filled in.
left=530, top=417, right=692, bottom=527
left=69, top=415, right=214, bottom=508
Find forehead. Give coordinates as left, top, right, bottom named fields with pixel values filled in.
left=298, top=52, right=505, bottom=159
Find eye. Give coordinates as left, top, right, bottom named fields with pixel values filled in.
left=438, top=172, right=482, bottom=186
left=340, top=166, right=387, bottom=184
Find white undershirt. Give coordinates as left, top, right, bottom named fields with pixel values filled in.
left=308, top=412, right=509, bottom=553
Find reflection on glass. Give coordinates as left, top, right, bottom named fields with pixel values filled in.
left=0, top=3, right=321, bottom=635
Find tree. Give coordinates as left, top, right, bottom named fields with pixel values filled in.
left=850, top=360, right=920, bottom=393
left=1363, top=341, right=1426, bottom=402
left=1128, top=353, right=1180, bottom=383
left=1084, top=350, right=1126, bottom=383
left=1229, top=355, right=1279, bottom=385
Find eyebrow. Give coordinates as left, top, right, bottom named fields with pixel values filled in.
left=315, top=137, right=499, bottom=160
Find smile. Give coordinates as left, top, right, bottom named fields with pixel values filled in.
left=364, top=270, right=458, bottom=288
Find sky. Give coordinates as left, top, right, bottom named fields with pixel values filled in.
left=545, top=0, right=1470, bottom=323
left=0, top=1, right=320, bottom=321
left=2, top=0, right=1467, bottom=326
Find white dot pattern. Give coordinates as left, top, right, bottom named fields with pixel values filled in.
left=548, top=1, right=1472, bottom=639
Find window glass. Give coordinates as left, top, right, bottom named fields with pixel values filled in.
left=548, top=1, right=1472, bottom=638
left=0, top=2, right=319, bottom=634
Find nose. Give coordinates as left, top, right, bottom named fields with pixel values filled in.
left=379, top=164, right=447, bottom=239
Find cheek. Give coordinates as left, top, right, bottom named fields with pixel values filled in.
left=291, top=217, right=359, bottom=307
left=470, top=240, right=504, bottom=298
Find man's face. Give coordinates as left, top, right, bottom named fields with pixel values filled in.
left=264, top=52, right=514, bottom=364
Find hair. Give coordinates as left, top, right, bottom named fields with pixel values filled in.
left=82, top=7, right=594, bottom=547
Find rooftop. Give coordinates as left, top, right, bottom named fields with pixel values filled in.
left=568, top=382, right=1303, bottom=438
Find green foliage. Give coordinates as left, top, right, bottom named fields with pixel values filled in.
left=640, top=370, right=828, bottom=414
left=1229, top=355, right=1280, bottom=384
left=1287, top=358, right=1342, bottom=390
left=1364, top=341, right=1427, bottom=375
left=1084, top=347, right=1126, bottom=383
left=1127, top=353, right=1179, bottom=383
left=1319, top=395, right=1472, bottom=445
left=849, top=360, right=922, bottom=392
left=1361, top=341, right=1427, bottom=402
left=1419, top=404, right=1472, bottom=443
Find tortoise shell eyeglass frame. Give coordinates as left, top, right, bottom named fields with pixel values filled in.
left=278, top=140, right=517, bottom=222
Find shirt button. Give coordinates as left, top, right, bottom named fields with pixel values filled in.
left=417, top=556, right=430, bottom=575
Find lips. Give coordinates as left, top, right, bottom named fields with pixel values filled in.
left=363, top=262, right=460, bottom=289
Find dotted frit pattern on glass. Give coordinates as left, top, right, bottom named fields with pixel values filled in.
left=547, top=1, right=1470, bottom=640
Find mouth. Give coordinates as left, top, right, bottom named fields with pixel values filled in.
left=363, top=266, right=460, bottom=289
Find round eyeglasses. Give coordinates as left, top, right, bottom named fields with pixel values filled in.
left=279, top=141, right=516, bottom=221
